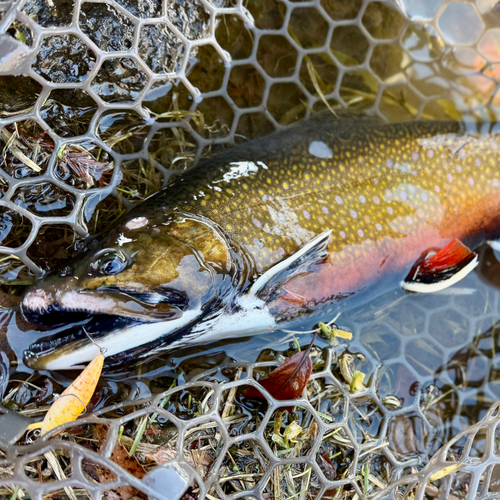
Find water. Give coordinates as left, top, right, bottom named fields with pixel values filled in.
left=2, top=0, right=500, bottom=488
left=2, top=241, right=500, bottom=461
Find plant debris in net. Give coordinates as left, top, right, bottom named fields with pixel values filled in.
left=1, top=318, right=499, bottom=500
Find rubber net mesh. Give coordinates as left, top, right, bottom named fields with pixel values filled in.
left=1, top=0, right=500, bottom=498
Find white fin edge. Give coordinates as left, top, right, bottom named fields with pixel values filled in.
left=247, top=229, right=333, bottom=297
left=487, top=239, right=500, bottom=251
left=401, top=254, right=479, bottom=294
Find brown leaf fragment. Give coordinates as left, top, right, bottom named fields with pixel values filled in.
left=82, top=459, right=117, bottom=483
left=142, top=446, right=177, bottom=465
left=102, top=492, right=121, bottom=500
left=0, top=291, right=22, bottom=309
left=318, top=448, right=337, bottom=478
left=88, top=424, right=147, bottom=500
left=110, top=441, right=147, bottom=481
left=244, top=338, right=315, bottom=402
left=143, top=444, right=214, bottom=479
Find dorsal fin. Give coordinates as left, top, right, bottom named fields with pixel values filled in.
left=402, top=238, right=478, bottom=293
left=248, top=230, right=333, bottom=300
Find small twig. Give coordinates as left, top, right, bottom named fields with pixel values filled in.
left=221, top=368, right=243, bottom=420
left=45, top=450, right=77, bottom=500
left=305, top=58, right=338, bottom=117
left=282, top=312, right=341, bottom=336
left=219, top=472, right=264, bottom=484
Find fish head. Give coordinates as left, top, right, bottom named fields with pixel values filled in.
left=22, top=211, right=237, bottom=369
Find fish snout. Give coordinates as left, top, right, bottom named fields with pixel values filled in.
left=22, top=288, right=91, bottom=327
left=22, top=288, right=52, bottom=313
left=22, top=289, right=56, bottom=323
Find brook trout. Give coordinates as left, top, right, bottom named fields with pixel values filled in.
left=21, top=113, right=500, bottom=369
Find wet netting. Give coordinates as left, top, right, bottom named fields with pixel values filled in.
left=2, top=0, right=500, bottom=498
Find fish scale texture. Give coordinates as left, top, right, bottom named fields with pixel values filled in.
left=1, top=0, right=500, bottom=497
left=151, top=118, right=498, bottom=274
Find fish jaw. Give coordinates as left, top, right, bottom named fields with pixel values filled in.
left=23, top=295, right=278, bottom=370
left=21, top=281, right=96, bottom=327
left=22, top=286, right=184, bottom=325
left=23, top=288, right=116, bottom=318
left=23, top=307, right=202, bottom=370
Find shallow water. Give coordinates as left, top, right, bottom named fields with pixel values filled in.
left=2, top=242, right=500, bottom=462
left=2, top=3, right=500, bottom=495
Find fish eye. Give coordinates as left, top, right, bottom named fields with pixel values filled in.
left=91, top=250, right=128, bottom=276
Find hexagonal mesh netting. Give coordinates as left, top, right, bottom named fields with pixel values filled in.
left=2, top=0, right=500, bottom=498
left=1, top=0, right=500, bottom=280
left=3, top=270, right=500, bottom=500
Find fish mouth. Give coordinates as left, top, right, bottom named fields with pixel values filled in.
left=23, top=314, right=140, bottom=370
left=21, top=287, right=194, bottom=370
left=21, top=287, right=187, bottom=326
left=23, top=307, right=203, bottom=370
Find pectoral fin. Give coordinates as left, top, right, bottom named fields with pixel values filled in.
left=487, top=239, right=500, bottom=263
left=402, top=238, right=478, bottom=293
left=249, top=230, right=333, bottom=300
left=487, top=239, right=500, bottom=251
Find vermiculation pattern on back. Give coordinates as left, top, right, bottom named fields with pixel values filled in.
left=145, top=115, right=500, bottom=272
